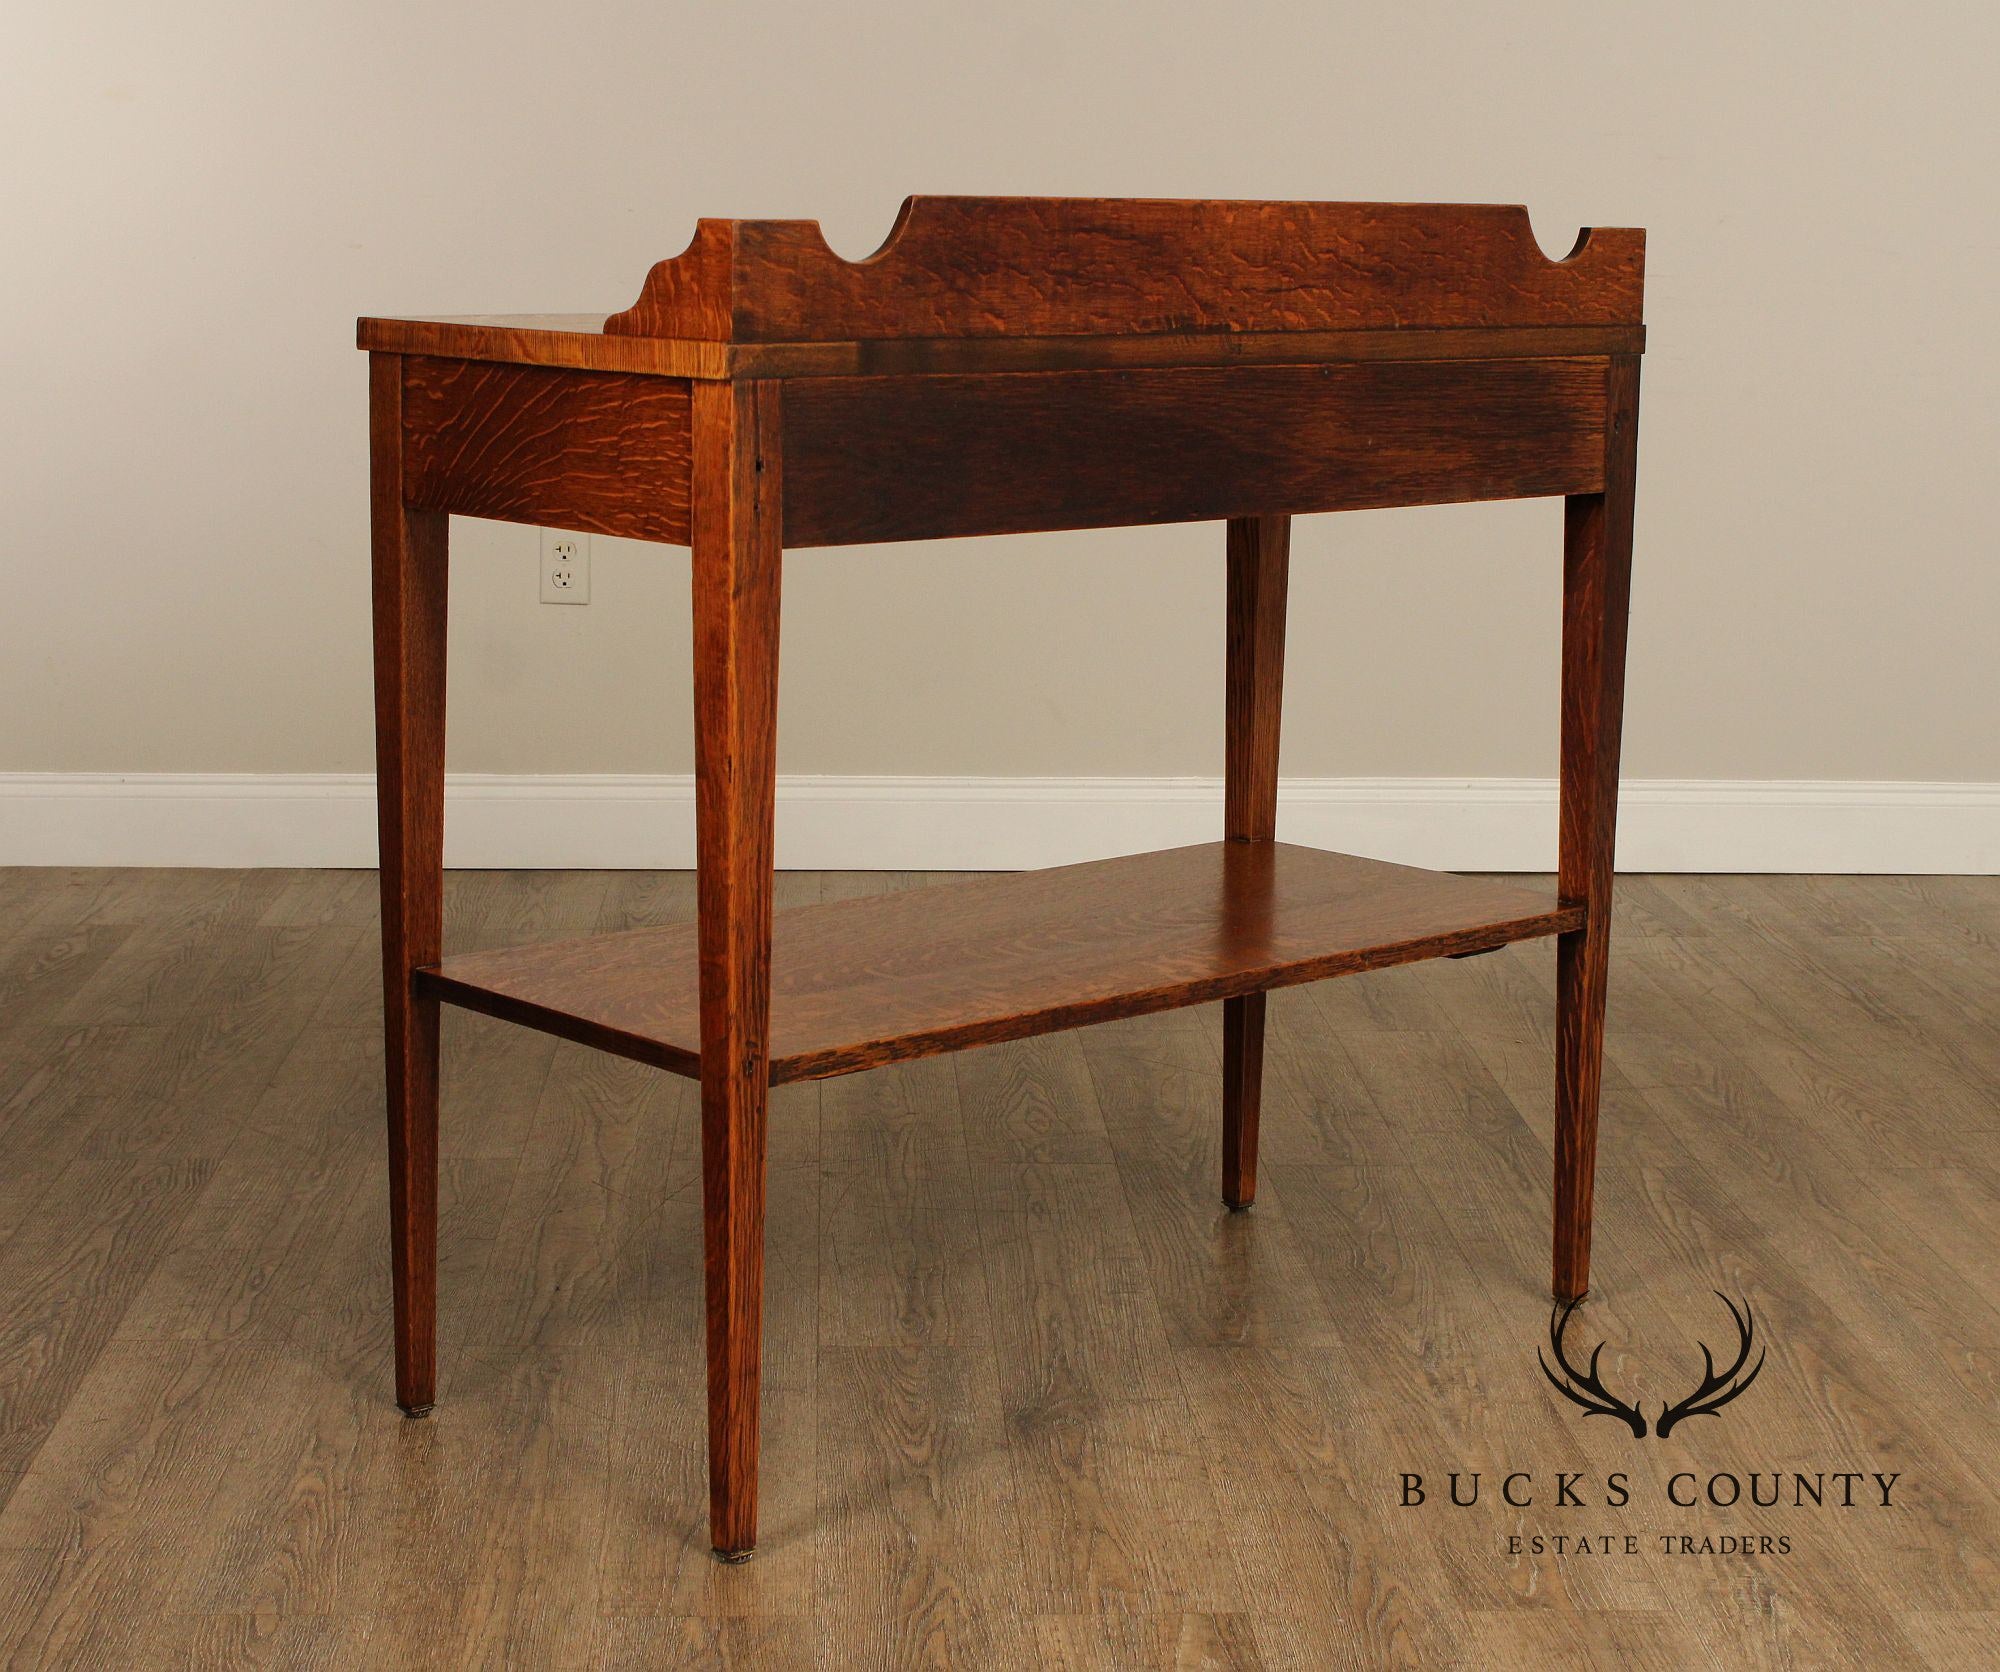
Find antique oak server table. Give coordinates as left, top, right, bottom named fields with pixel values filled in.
left=359, top=197, right=1643, bottom=1560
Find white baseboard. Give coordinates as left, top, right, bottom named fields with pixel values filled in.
left=1, top=772, right=1995, bottom=873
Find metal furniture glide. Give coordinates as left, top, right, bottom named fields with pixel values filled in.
left=359, top=196, right=1644, bottom=1559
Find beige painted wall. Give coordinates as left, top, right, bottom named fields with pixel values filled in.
left=6, top=2, right=1994, bottom=783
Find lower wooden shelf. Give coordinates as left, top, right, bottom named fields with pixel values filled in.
left=418, top=841, right=1582, bottom=1085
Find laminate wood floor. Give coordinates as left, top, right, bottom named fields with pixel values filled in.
left=0, top=866, right=1995, bottom=1669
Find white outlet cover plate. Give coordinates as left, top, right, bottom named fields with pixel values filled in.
left=540, top=529, right=590, bottom=604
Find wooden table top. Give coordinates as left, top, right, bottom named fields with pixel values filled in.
left=359, top=196, right=1645, bottom=379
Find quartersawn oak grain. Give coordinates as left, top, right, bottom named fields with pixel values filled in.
left=417, top=843, right=1583, bottom=1086
left=604, top=197, right=1644, bottom=341
left=399, top=356, right=692, bottom=542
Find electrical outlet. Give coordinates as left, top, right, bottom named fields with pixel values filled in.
left=541, top=530, right=590, bottom=604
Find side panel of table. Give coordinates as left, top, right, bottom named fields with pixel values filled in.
left=400, top=356, right=694, bottom=542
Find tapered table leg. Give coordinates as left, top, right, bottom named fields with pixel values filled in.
left=369, top=352, right=448, bottom=1416
left=690, top=379, right=783, bottom=1560
left=1221, top=514, right=1290, bottom=1209
left=1554, top=355, right=1641, bottom=1301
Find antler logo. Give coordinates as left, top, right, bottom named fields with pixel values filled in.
left=1539, top=1292, right=1765, bottom=1439
left=1539, top=1297, right=1648, bottom=1437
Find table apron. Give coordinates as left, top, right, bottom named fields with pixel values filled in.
left=392, top=353, right=1611, bottom=547
left=781, top=357, right=1612, bottom=545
